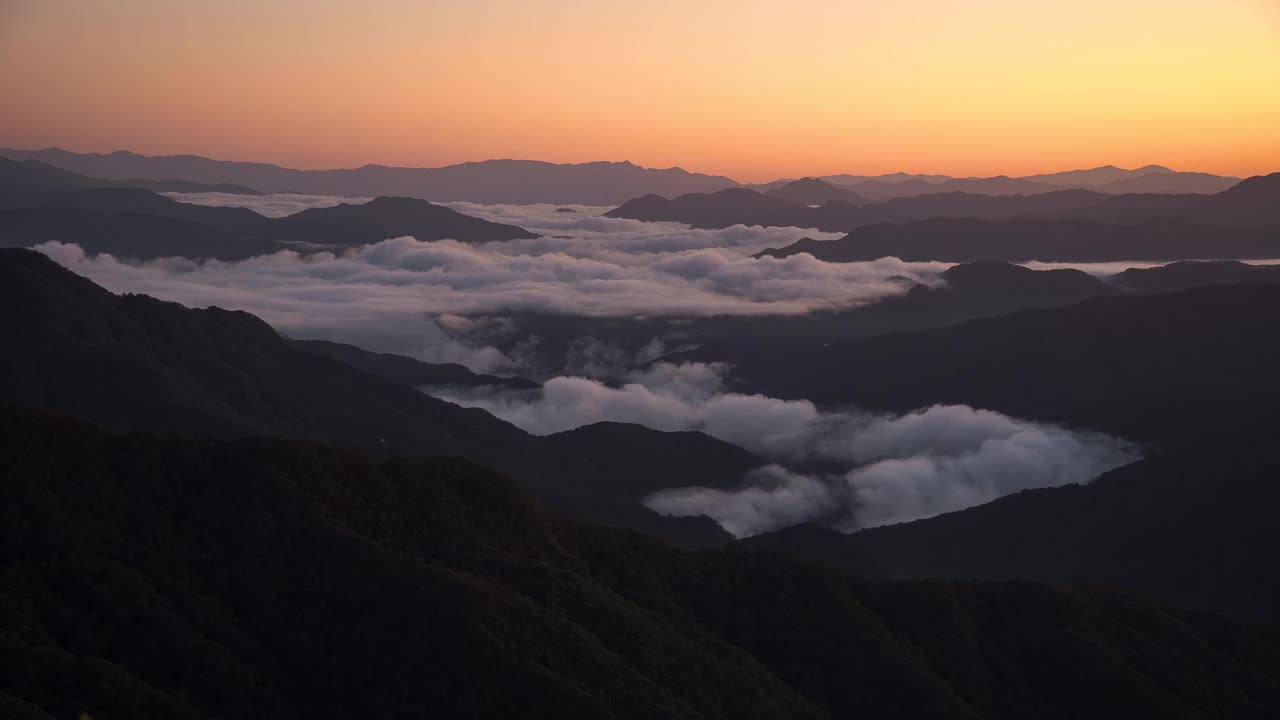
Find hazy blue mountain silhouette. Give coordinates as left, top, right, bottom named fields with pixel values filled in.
left=0, top=148, right=739, bottom=204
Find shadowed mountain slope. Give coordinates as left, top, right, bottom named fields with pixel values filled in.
left=0, top=155, right=260, bottom=194
left=0, top=205, right=280, bottom=261
left=259, top=195, right=538, bottom=245
left=0, top=249, right=735, bottom=545
left=0, top=187, right=540, bottom=258
left=293, top=339, right=540, bottom=391
left=6, top=408, right=1279, bottom=719
left=757, top=217, right=1280, bottom=263
left=764, top=177, right=867, bottom=206
left=747, top=437, right=1280, bottom=625
left=681, top=282, right=1280, bottom=431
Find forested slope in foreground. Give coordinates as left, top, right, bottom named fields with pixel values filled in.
left=4, top=409, right=1280, bottom=719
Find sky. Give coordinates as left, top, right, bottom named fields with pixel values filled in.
left=2, top=0, right=1278, bottom=181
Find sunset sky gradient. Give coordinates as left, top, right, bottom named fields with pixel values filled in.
left=2, top=0, right=1277, bottom=181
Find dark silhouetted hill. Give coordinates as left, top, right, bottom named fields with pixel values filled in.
left=0, top=187, right=540, bottom=258
left=0, top=186, right=266, bottom=231
left=748, top=439, right=1280, bottom=625
left=260, top=195, right=538, bottom=245
left=1022, top=164, right=1240, bottom=194
left=770, top=261, right=1118, bottom=338
left=0, top=155, right=260, bottom=194
left=756, top=217, right=1280, bottom=263
left=1023, top=164, right=1171, bottom=187
left=606, top=187, right=798, bottom=228
left=1095, top=171, right=1239, bottom=194
left=608, top=187, right=1115, bottom=232
left=683, top=284, right=1280, bottom=441
left=832, top=177, right=950, bottom=201
left=1074, top=172, right=1280, bottom=227
left=0, top=249, right=737, bottom=545
left=1112, top=260, right=1280, bottom=294
left=294, top=339, right=540, bottom=391
left=6, top=408, right=1279, bottom=718
left=546, top=421, right=765, bottom=500
left=764, top=177, right=866, bottom=206
left=609, top=173, right=1278, bottom=234
left=0, top=205, right=281, bottom=260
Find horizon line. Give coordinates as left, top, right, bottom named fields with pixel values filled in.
left=6, top=144, right=1259, bottom=185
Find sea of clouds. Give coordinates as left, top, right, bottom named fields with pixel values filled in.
left=39, top=196, right=952, bottom=372
left=428, top=361, right=1139, bottom=537
left=37, top=194, right=1141, bottom=535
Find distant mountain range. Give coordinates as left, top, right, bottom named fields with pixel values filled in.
left=1, top=148, right=1242, bottom=205
left=607, top=178, right=1116, bottom=230
left=0, top=157, right=539, bottom=259
left=755, top=165, right=1239, bottom=199
left=0, top=147, right=740, bottom=205
left=751, top=174, right=1280, bottom=263
left=609, top=173, right=1280, bottom=257
left=0, top=154, right=261, bottom=194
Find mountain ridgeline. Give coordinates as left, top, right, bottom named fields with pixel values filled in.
left=0, top=157, right=540, bottom=259
left=611, top=174, right=1280, bottom=262
left=4, top=148, right=1241, bottom=203
left=0, top=148, right=741, bottom=205
left=0, top=248, right=740, bottom=546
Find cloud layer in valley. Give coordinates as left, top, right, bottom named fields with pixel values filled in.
left=40, top=196, right=1140, bottom=535
left=429, top=362, right=1139, bottom=537
left=35, top=199, right=951, bottom=371
left=164, top=192, right=374, bottom=217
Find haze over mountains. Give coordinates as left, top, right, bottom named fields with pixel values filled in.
left=754, top=164, right=1239, bottom=199
left=611, top=172, right=1280, bottom=232
left=0, top=148, right=740, bottom=205
left=0, top=157, right=540, bottom=259
left=1, top=147, right=1241, bottom=204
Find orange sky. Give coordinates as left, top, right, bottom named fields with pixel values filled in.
left=2, top=0, right=1278, bottom=182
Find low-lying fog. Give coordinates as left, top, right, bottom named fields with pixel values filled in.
left=39, top=193, right=1158, bottom=535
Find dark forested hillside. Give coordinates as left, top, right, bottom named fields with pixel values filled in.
left=0, top=204, right=281, bottom=260
left=748, top=438, right=1280, bottom=625
left=293, top=338, right=540, bottom=390
left=756, top=217, right=1280, bottom=263
left=686, top=283, right=1280, bottom=434
left=0, top=166, right=540, bottom=259
left=0, top=248, right=736, bottom=546
left=545, top=421, right=766, bottom=500
left=259, top=195, right=539, bottom=245
left=5, top=409, right=1279, bottom=719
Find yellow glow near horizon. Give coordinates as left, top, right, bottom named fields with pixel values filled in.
left=1, top=0, right=1277, bottom=181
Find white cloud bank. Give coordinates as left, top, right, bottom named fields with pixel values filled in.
left=164, top=192, right=373, bottom=217
left=429, top=362, right=1139, bottom=537
left=35, top=200, right=952, bottom=371
left=37, top=196, right=1139, bottom=535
